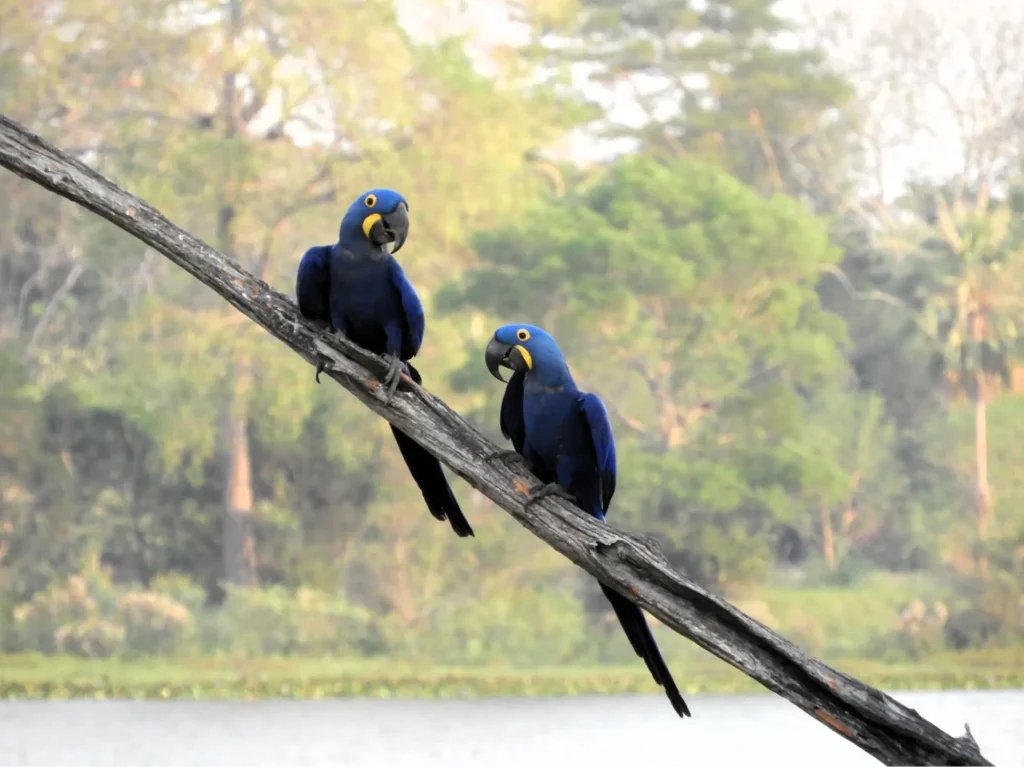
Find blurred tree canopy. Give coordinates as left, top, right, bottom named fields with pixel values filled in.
left=1, top=0, right=1023, bottom=662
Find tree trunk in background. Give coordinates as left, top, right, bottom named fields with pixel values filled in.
left=218, top=0, right=257, bottom=587
left=971, top=312, right=992, bottom=542
left=974, top=370, right=991, bottom=539
left=223, top=353, right=258, bottom=587
left=820, top=500, right=836, bottom=570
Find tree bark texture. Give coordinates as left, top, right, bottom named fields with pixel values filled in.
left=0, top=113, right=992, bottom=766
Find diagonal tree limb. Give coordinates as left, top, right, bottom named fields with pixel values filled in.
left=0, top=113, right=990, bottom=766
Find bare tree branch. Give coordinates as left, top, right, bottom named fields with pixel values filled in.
left=253, top=164, right=337, bottom=279
left=0, top=113, right=991, bottom=767
left=24, top=259, right=86, bottom=357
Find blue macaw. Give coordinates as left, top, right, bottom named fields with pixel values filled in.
left=484, top=323, right=690, bottom=718
left=295, top=188, right=473, bottom=538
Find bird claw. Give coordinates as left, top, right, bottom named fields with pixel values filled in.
left=380, top=354, right=404, bottom=406
left=482, top=449, right=529, bottom=469
left=314, top=353, right=330, bottom=384
left=314, top=328, right=344, bottom=385
left=524, top=482, right=576, bottom=509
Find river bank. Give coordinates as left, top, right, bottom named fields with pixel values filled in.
left=1, top=648, right=1021, bottom=699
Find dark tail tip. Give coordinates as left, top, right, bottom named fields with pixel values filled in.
left=671, top=689, right=692, bottom=718
left=600, top=582, right=692, bottom=719
left=389, top=423, right=475, bottom=540
left=656, top=653, right=690, bottom=718
left=448, top=511, right=475, bottom=538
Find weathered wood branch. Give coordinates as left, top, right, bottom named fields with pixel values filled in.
left=0, top=113, right=990, bottom=766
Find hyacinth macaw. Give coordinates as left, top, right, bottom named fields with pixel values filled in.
left=485, top=323, right=690, bottom=717
left=295, top=188, right=473, bottom=538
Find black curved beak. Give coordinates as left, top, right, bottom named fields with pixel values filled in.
left=372, top=201, right=409, bottom=253
left=485, top=336, right=530, bottom=383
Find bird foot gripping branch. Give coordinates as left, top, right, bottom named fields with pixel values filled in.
left=314, top=333, right=409, bottom=408
left=314, top=354, right=330, bottom=383
left=524, top=482, right=577, bottom=509
left=314, top=344, right=336, bottom=384
left=311, top=324, right=343, bottom=384
left=380, top=353, right=405, bottom=406
left=481, top=448, right=531, bottom=470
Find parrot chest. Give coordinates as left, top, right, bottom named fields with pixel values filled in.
left=329, top=258, right=402, bottom=352
left=522, top=386, right=577, bottom=465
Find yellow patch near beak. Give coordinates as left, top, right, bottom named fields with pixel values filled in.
left=515, top=344, right=533, bottom=369
left=362, top=213, right=382, bottom=238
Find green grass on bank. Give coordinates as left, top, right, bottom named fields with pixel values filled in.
left=0, top=647, right=1021, bottom=700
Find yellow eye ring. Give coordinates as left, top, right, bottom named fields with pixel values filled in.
left=364, top=194, right=376, bottom=208
left=516, top=328, right=530, bottom=342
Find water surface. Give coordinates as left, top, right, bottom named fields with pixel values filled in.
left=0, top=689, right=1020, bottom=766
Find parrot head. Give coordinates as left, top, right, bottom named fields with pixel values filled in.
left=340, top=188, right=409, bottom=253
left=485, top=323, right=565, bottom=382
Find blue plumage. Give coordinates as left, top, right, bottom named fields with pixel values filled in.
left=485, top=323, right=690, bottom=717
left=296, top=188, right=473, bottom=538
left=295, top=246, right=332, bottom=326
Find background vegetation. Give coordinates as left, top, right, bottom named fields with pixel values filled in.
left=1, top=0, right=1023, bottom=697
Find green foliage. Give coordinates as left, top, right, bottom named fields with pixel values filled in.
left=3, top=565, right=372, bottom=660
left=882, top=188, right=1024, bottom=391
left=10, top=558, right=125, bottom=658
left=119, top=590, right=195, bottom=658
left=399, top=585, right=589, bottom=667
left=943, top=531, right=1024, bottom=650
left=201, top=586, right=373, bottom=657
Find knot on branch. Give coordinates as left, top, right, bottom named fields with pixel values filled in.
left=594, top=531, right=666, bottom=562
left=631, top=532, right=665, bottom=556
left=593, top=537, right=630, bottom=559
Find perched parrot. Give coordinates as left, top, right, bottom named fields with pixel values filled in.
left=485, top=323, right=691, bottom=718
left=295, top=188, right=474, bottom=538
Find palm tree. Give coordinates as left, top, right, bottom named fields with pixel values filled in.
left=883, top=182, right=1024, bottom=539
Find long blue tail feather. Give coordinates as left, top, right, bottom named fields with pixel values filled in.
left=599, top=582, right=690, bottom=717
left=389, top=363, right=474, bottom=538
